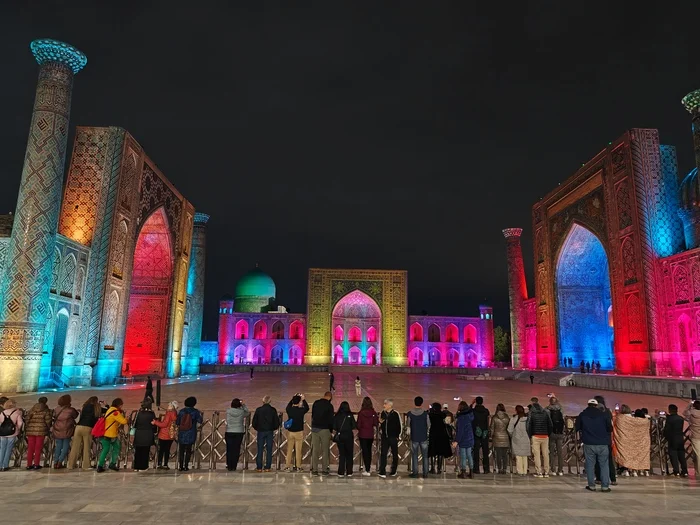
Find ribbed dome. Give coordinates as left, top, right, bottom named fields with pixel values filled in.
left=234, top=266, right=276, bottom=313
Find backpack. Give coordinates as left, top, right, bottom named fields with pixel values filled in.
left=179, top=410, right=193, bottom=431
left=0, top=410, right=17, bottom=437
left=550, top=409, right=565, bottom=434
left=168, top=420, right=178, bottom=440
left=284, top=418, right=294, bottom=430
left=91, top=409, right=118, bottom=438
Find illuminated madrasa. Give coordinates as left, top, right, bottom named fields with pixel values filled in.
left=504, top=88, right=700, bottom=377
left=0, top=40, right=208, bottom=392
left=212, top=268, right=494, bottom=368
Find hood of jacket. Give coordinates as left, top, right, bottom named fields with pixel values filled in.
left=529, top=403, right=546, bottom=414
left=547, top=403, right=563, bottom=412
left=410, top=408, right=426, bottom=416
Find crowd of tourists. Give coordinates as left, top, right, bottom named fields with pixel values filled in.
left=1, top=388, right=699, bottom=492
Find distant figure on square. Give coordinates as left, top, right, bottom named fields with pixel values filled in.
left=580, top=360, right=585, bottom=373
left=529, top=373, right=535, bottom=384
left=329, top=372, right=335, bottom=392
left=250, top=367, right=254, bottom=379
left=355, top=376, right=362, bottom=397
left=145, top=375, right=153, bottom=402
left=663, top=404, right=688, bottom=477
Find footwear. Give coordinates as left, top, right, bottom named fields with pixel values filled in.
left=468, top=471, right=474, bottom=479
left=156, top=466, right=163, bottom=470
left=284, top=467, right=293, bottom=472
left=323, top=470, right=330, bottom=476
left=681, top=473, right=689, bottom=477
left=25, top=466, right=34, bottom=471
left=296, top=467, right=303, bottom=472
left=378, top=473, right=387, bottom=478
left=534, top=473, right=544, bottom=478
left=389, top=471, right=398, bottom=477
left=263, top=469, right=271, bottom=473
left=409, top=473, right=418, bottom=479
left=108, top=464, right=119, bottom=472
left=585, top=486, right=596, bottom=492
left=163, top=465, right=170, bottom=470
left=550, top=471, right=557, bottom=477
left=312, top=471, right=319, bottom=476
left=544, top=474, right=550, bottom=478
left=346, top=473, right=352, bottom=477
left=458, top=472, right=466, bottom=479
left=96, top=466, right=105, bottom=473
left=623, top=471, right=630, bottom=477
left=422, top=474, right=428, bottom=479
left=558, top=471, right=564, bottom=476
left=362, top=471, right=371, bottom=477
left=34, top=465, right=42, bottom=470
left=184, top=467, right=190, bottom=471
left=611, top=481, right=618, bottom=486
left=255, top=469, right=263, bottom=473
left=600, top=487, right=611, bottom=492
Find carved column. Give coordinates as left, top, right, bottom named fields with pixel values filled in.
left=503, top=228, right=529, bottom=368
left=679, top=90, right=700, bottom=249
left=183, top=212, right=209, bottom=375
left=0, top=40, right=86, bottom=392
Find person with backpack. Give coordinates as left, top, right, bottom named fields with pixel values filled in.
left=0, top=399, right=23, bottom=471
left=252, top=395, right=280, bottom=472
left=51, top=394, right=79, bottom=469
left=407, top=396, right=431, bottom=478
left=177, top=396, right=203, bottom=471
left=545, top=396, right=566, bottom=475
left=526, top=397, right=553, bottom=478
left=472, top=396, right=490, bottom=474
left=25, top=396, right=52, bottom=470
left=152, top=401, right=178, bottom=470
left=96, top=398, right=128, bottom=473
left=284, top=394, right=308, bottom=472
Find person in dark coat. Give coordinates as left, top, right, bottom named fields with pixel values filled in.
left=428, top=402, right=453, bottom=474
left=145, top=376, right=153, bottom=402
left=576, top=398, right=613, bottom=491
left=333, top=401, right=357, bottom=476
left=132, top=400, right=156, bottom=471
left=593, top=395, right=617, bottom=485
left=472, top=396, right=490, bottom=473
left=454, top=401, right=475, bottom=478
left=252, top=395, right=280, bottom=472
left=664, top=404, right=688, bottom=476
left=177, top=396, right=203, bottom=471
left=356, top=397, right=378, bottom=475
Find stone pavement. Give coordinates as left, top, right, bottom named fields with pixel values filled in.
left=0, top=467, right=697, bottom=524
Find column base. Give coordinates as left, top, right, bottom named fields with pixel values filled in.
left=0, top=322, right=44, bottom=392
left=305, top=355, right=330, bottom=365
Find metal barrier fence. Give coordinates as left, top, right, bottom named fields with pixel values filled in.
left=8, top=410, right=699, bottom=475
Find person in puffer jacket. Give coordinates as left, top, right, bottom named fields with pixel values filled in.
left=526, top=397, right=553, bottom=477
left=25, top=397, right=52, bottom=470
left=454, top=401, right=475, bottom=479
left=489, top=404, right=511, bottom=474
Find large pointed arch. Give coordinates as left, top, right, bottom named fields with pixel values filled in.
left=331, top=289, right=382, bottom=365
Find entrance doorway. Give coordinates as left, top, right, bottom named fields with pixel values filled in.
left=51, top=309, right=69, bottom=373
left=331, top=289, right=381, bottom=365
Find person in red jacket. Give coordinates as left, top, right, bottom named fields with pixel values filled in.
left=356, top=397, right=379, bottom=476
left=152, top=401, right=178, bottom=470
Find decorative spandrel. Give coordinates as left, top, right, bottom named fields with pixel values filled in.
left=330, top=279, right=383, bottom=306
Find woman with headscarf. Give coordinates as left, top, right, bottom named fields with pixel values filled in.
left=428, top=402, right=453, bottom=474
left=132, top=400, right=156, bottom=471
left=152, top=400, right=178, bottom=470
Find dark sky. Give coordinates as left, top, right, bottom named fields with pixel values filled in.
left=1, top=3, right=699, bottom=341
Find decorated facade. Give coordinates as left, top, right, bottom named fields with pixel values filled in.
left=215, top=267, right=494, bottom=367
left=505, top=88, right=700, bottom=377
left=0, top=40, right=207, bottom=392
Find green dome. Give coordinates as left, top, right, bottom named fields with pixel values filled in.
left=234, top=267, right=276, bottom=312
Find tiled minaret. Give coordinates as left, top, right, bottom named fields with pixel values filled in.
left=183, top=212, right=210, bottom=375
left=503, top=228, right=528, bottom=368
left=679, top=89, right=700, bottom=249
left=0, top=40, right=86, bottom=392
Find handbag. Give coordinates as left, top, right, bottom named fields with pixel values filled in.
left=333, top=415, right=348, bottom=443
left=284, top=418, right=294, bottom=430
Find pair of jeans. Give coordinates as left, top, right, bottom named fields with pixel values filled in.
left=54, top=437, right=71, bottom=463
left=286, top=431, right=304, bottom=469
left=549, top=433, right=565, bottom=473
left=67, top=426, right=92, bottom=469
left=594, top=444, right=616, bottom=482
left=531, top=436, right=550, bottom=475
left=311, top=429, right=331, bottom=473
left=337, top=436, right=353, bottom=475
left=473, top=436, right=490, bottom=473
left=459, top=447, right=473, bottom=472
left=256, top=430, right=274, bottom=470
left=494, top=447, right=509, bottom=472
left=668, top=442, right=688, bottom=474
left=157, top=439, right=173, bottom=467
left=584, top=444, right=610, bottom=488
left=98, top=437, right=120, bottom=467
left=179, top=443, right=193, bottom=469
left=411, top=440, right=428, bottom=475
left=225, top=432, right=244, bottom=470
left=359, top=437, right=373, bottom=472
left=26, top=435, right=45, bottom=467
left=0, top=436, right=16, bottom=469
left=379, top=435, right=398, bottom=475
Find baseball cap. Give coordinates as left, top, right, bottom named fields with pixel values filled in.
left=587, top=399, right=598, bottom=405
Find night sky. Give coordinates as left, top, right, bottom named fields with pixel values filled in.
left=1, top=4, right=699, bottom=341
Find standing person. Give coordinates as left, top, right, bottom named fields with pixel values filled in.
left=355, top=376, right=362, bottom=397
left=284, top=394, right=308, bottom=472
left=428, top=402, right=452, bottom=474
left=0, top=399, right=23, bottom=471
left=545, top=396, right=566, bottom=476
left=472, top=396, right=490, bottom=474
left=250, top=367, right=254, bottom=380
left=526, top=397, right=552, bottom=478
left=593, top=395, right=617, bottom=485
left=52, top=394, right=79, bottom=469
left=529, top=373, right=535, bottom=384
left=407, top=396, right=430, bottom=479
left=329, top=372, right=336, bottom=392
left=252, top=395, right=280, bottom=473
left=454, top=400, right=475, bottom=479
left=489, top=403, right=511, bottom=474
left=0, top=397, right=7, bottom=411
left=664, top=404, right=688, bottom=477
left=132, top=400, right=156, bottom=472
left=333, top=401, right=357, bottom=477
left=310, top=392, right=334, bottom=476
left=586, top=362, right=591, bottom=373
left=25, top=396, right=52, bottom=470
left=145, top=375, right=153, bottom=402
left=96, top=398, right=128, bottom=473
left=614, top=408, right=650, bottom=477
left=152, top=401, right=178, bottom=470
left=508, top=405, right=530, bottom=475
left=223, top=398, right=247, bottom=471
left=580, top=361, right=585, bottom=373
left=356, top=396, right=378, bottom=476
left=683, top=400, right=700, bottom=464
left=378, top=399, right=401, bottom=478
left=176, top=396, right=203, bottom=472
left=67, top=396, right=100, bottom=470
left=576, top=398, right=612, bottom=492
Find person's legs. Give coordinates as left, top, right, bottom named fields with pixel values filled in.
left=26, top=435, right=37, bottom=467
left=264, top=431, right=274, bottom=470
left=420, top=441, right=429, bottom=475
left=97, top=438, right=110, bottom=467
left=319, top=429, right=331, bottom=472
left=472, top=437, right=481, bottom=472
left=345, top=439, right=353, bottom=475
left=584, top=445, right=596, bottom=488
left=110, top=439, right=121, bottom=467
left=58, top=438, right=71, bottom=463
left=678, top=444, right=689, bottom=474
left=285, top=432, right=295, bottom=469
left=481, top=437, right=490, bottom=473
left=82, top=429, right=92, bottom=468
left=0, top=437, right=14, bottom=468
left=459, top=447, right=467, bottom=472
left=338, top=440, right=346, bottom=475
left=555, top=434, right=565, bottom=473
left=183, top=443, right=192, bottom=469
left=607, top=445, right=616, bottom=482
left=379, top=437, right=389, bottom=475
left=225, top=433, right=235, bottom=469
left=411, top=441, right=419, bottom=474
left=360, top=438, right=372, bottom=472
left=598, top=445, right=610, bottom=489
left=311, top=432, right=320, bottom=472
left=516, top=455, right=527, bottom=474
left=532, top=438, right=542, bottom=475
left=294, top=432, right=303, bottom=469
left=389, top=437, right=399, bottom=474
left=542, top=437, right=550, bottom=474
left=669, top=446, right=681, bottom=474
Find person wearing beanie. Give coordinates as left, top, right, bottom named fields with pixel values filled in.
left=152, top=401, right=179, bottom=469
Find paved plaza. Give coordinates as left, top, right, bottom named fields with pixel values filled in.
left=3, top=372, right=699, bottom=524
